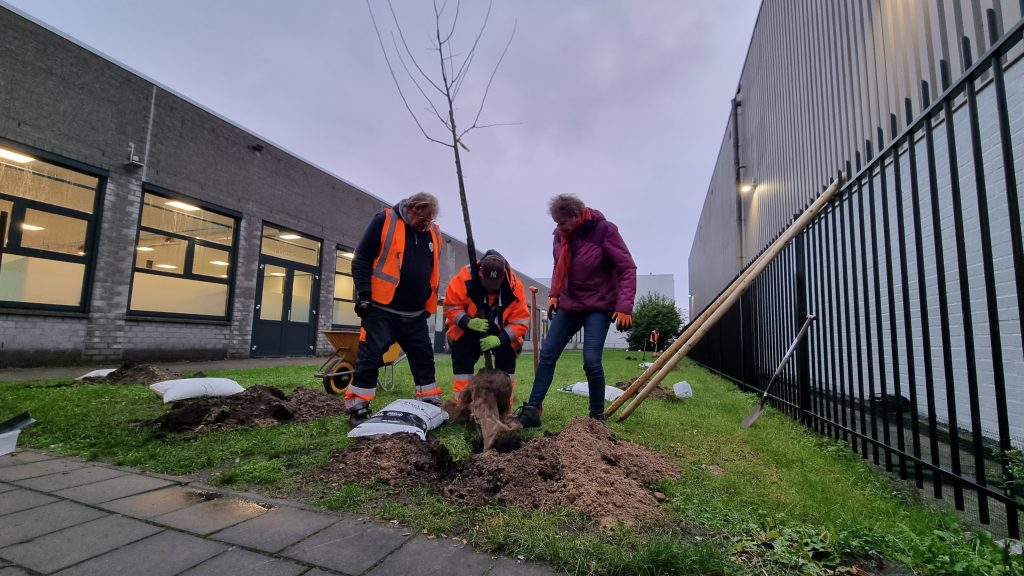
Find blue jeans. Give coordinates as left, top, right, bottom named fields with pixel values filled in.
left=527, top=309, right=612, bottom=418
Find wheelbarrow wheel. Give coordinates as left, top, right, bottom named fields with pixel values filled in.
left=323, top=360, right=354, bottom=396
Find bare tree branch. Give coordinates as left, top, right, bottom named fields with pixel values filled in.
left=366, top=0, right=451, bottom=148
left=459, top=121, right=522, bottom=140
left=391, top=34, right=450, bottom=130
left=450, top=0, right=493, bottom=98
left=468, top=19, right=516, bottom=131
left=388, top=0, right=445, bottom=95
left=440, top=0, right=461, bottom=45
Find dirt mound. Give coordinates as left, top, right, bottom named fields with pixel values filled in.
left=449, top=417, right=679, bottom=526
left=148, top=385, right=346, bottom=435
left=83, top=363, right=188, bottom=385
left=614, top=378, right=672, bottom=400
left=320, top=433, right=454, bottom=488
left=323, top=417, right=680, bottom=526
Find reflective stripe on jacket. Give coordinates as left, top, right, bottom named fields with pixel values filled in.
left=443, top=264, right=531, bottom=348
left=370, top=207, right=441, bottom=312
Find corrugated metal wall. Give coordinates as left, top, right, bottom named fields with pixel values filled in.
left=691, top=0, right=1024, bottom=312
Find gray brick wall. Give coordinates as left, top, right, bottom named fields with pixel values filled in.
left=0, top=6, right=550, bottom=367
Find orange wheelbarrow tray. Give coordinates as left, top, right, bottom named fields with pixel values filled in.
left=314, top=329, right=406, bottom=395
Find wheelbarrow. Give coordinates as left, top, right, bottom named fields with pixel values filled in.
left=315, top=329, right=406, bottom=395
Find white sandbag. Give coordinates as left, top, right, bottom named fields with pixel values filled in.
left=638, top=362, right=654, bottom=368
left=558, top=382, right=625, bottom=402
left=347, top=399, right=448, bottom=441
left=149, top=378, right=244, bottom=403
left=75, top=368, right=117, bottom=380
left=673, top=381, right=693, bottom=399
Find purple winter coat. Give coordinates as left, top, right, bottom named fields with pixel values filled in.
left=550, top=209, right=637, bottom=314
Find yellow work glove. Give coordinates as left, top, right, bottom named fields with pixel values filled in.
left=480, top=335, right=501, bottom=351
left=466, top=317, right=490, bottom=332
left=612, top=312, right=633, bottom=331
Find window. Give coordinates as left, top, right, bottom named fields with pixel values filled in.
left=0, top=143, right=100, bottom=310
left=332, top=247, right=358, bottom=327
left=128, top=190, right=237, bottom=318
left=261, top=224, right=319, bottom=266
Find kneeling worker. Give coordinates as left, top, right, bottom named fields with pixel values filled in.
left=443, top=251, right=531, bottom=404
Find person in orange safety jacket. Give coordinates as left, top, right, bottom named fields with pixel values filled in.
left=443, top=250, right=531, bottom=405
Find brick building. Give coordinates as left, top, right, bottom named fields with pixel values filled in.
left=0, top=5, right=549, bottom=366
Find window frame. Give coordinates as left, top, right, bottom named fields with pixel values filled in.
left=126, top=184, right=241, bottom=321
left=331, top=243, right=358, bottom=329
left=0, top=138, right=106, bottom=314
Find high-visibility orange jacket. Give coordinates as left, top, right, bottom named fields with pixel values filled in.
left=368, top=207, right=442, bottom=312
left=443, top=256, right=531, bottom=349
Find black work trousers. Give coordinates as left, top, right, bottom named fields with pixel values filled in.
left=450, top=331, right=517, bottom=375
left=353, top=307, right=436, bottom=391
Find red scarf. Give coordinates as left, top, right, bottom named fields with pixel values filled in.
left=551, top=208, right=593, bottom=296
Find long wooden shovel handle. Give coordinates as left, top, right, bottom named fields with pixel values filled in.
left=609, top=177, right=842, bottom=421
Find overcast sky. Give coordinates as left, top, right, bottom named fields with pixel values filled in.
left=6, top=0, right=760, bottom=314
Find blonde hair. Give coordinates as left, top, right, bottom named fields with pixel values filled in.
left=404, top=192, right=439, bottom=219
left=548, top=194, right=585, bottom=220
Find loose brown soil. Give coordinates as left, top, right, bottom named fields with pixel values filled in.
left=148, top=385, right=346, bottom=436
left=319, top=433, right=455, bottom=489
left=82, top=363, right=191, bottom=385
left=614, top=378, right=672, bottom=400
left=322, top=417, right=680, bottom=527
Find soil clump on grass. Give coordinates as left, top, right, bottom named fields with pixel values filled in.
left=320, top=433, right=454, bottom=489
left=323, top=417, right=679, bottom=526
left=149, top=385, right=345, bottom=436
left=82, top=363, right=190, bottom=385
left=614, top=378, right=672, bottom=400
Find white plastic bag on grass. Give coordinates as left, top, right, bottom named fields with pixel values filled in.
left=347, top=399, right=448, bottom=441
left=75, top=368, right=117, bottom=380
left=558, top=382, right=625, bottom=402
left=149, top=378, right=244, bottom=403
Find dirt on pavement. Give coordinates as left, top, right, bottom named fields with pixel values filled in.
left=148, top=385, right=346, bottom=436
left=323, top=417, right=680, bottom=526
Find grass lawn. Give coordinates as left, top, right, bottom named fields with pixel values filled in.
left=1, top=350, right=1020, bottom=575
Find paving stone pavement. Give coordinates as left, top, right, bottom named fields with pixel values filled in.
left=0, top=449, right=566, bottom=576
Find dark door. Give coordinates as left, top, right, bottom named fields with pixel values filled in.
left=251, top=259, right=319, bottom=357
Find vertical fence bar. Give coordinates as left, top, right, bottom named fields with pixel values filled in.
left=850, top=159, right=869, bottom=459
left=857, top=156, right=881, bottom=466
left=962, top=36, right=1000, bottom=526
left=891, top=112, right=915, bottom=483
left=988, top=8, right=1023, bottom=540
left=928, top=63, right=965, bottom=509
left=827, top=202, right=848, bottom=443
left=814, top=216, right=832, bottom=437
left=943, top=55, right=985, bottom=515
left=796, top=235, right=812, bottom=427
left=916, top=82, right=945, bottom=500
left=870, top=130, right=894, bottom=472
left=840, top=174, right=860, bottom=455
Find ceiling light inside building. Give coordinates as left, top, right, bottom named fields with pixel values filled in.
left=210, top=260, right=230, bottom=266
left=269, top=272, right=286, bottom=277
left=340, top=252, right=355, bottom=259
left=155, top=264, right=177, bottom=269
left=21, top=223, right=44, bottom=231
left=136, top=246, right=155, bottom=252
left=278, top=234, right=301, bottom=240
left=0, top=147, right=35, bottom=163
left=165, top=200, right=200, bottom=211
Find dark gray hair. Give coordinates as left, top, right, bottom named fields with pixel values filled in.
left=548, top=194, right=585, bottom=220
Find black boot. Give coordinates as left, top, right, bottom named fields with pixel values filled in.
left=348, top=404, right=371, bottom=427
left=514, top=403, right=542, bottom=428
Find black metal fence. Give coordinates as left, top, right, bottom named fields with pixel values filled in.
left=691, top=11, right=1024, bottom=539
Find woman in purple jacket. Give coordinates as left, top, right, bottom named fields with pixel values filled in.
left=516, top=194, right=637, bottom=427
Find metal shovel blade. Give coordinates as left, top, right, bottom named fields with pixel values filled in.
left=0, top=412, right=36, bottom=434
left=741, top=402, right=765, bottom=428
